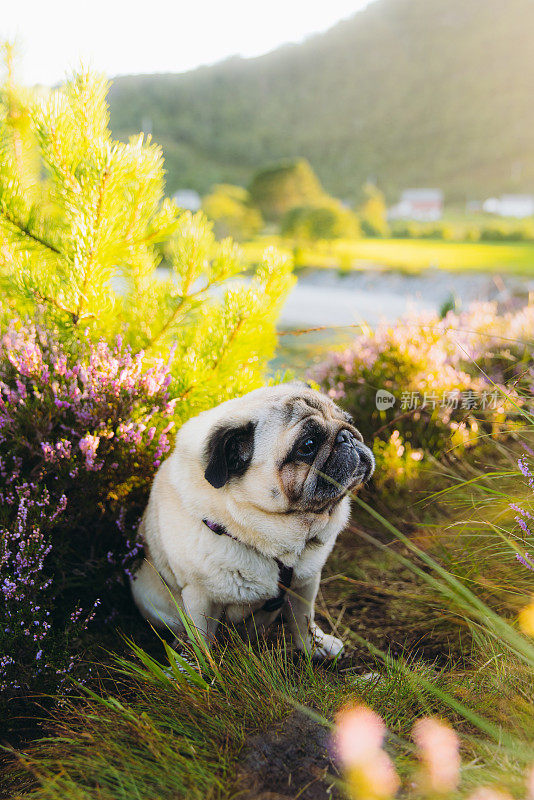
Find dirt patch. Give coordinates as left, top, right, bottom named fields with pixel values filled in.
left=234, top=710, right=342, bottom=800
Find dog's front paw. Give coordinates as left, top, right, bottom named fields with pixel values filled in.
left=310, top=626, right=344, bottom=661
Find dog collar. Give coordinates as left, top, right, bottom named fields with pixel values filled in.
left=202, top=518, right=232, bottom=537
left=202, top=518, right=293, bottom=612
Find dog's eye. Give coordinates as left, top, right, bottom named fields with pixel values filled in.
left=297, top=437, right=317, bottom=458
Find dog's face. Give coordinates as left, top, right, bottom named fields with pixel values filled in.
left=202, top=384, right=374, bottom=515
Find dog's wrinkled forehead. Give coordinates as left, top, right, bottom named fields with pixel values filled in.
left=279, top=391, right=352, bottom=427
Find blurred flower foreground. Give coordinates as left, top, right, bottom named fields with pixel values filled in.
left=335, top=704, right=534, bottom=800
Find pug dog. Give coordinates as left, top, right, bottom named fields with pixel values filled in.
left=131, top=382, right=374, bottom=659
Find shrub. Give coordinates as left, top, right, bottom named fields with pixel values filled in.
left=0, top=70, right=294, bottom=369
left=390, top=222, right=456, bottom=240
left=248, top=158, right=326, bottom=221
left=281, top=201, right=360, bottom=240
left=0, top=323, right=176, bottom=703
left=358, top=183, right=389, bottom=237
left=202, top=183, right=263, bottom=241
left=390, top=221, right=422, bottom=239
left=418, top=223, right=455, bottom=240
left=480, top=222, right=534, bottom=242
left=312, top=303, right=533, bottom=493
left=389, top=220, right=534, bottom=242
left=479, top=224, right=510, bottom=241
left=464, top=225, right=481, bottom=242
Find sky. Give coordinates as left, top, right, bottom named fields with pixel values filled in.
left=2, top=0, right=371, bottom=86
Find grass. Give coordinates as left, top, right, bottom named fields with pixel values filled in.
left=4, top=635, right=356, bottom=799
left=242, top=235, right=534, bottom=274
left=5, top=542, right=534, bottom=799
left=5, top=437, right=534, bottom=799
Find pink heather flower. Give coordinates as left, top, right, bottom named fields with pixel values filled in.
left=41, top=439, right=72, bottom=462
left=335, top=705, right=399, bottom=800
left=335, top=705, right=387, bottom=765
left=510, top=504, right=534, bottom=521
left=15, top=379, right=27, bottom=399
left=79, top=433, right=101, bottom=470
left=467, top=789, right=513, bottom=800
left=516, top=553, right=534, bottom=571
left=516, top=516, right=532, bottom=536
left=412, top=717, right=460, bottom=793
left=142, top=373, right=162, bottom=395
left=518, top=457, right=534, bottom=490
left=349, top=750, right=400, bottom=800
left=41, top=442, right=56, bottom=463
left=526, top=765, right=534, bottom=800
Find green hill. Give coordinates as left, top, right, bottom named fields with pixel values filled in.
left=108, top=0, right=534, bottom=203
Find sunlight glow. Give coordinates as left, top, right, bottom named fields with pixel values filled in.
left=2, top=0, right=372, bottom=86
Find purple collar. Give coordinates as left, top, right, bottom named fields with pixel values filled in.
left=202, top=518, right=236, bottom=539
left=202, top=518, right=293, bottom=613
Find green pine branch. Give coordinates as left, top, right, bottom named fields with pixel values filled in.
left=0, top=204, right=62, bottom=255
left=0, top=61, right=294, bottom=417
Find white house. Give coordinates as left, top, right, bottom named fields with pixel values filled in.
left=172, top=189, right=202, bottom=212
left=388, top=189, right=444, bottom=222
left=482, top=194, right=534, bottom=218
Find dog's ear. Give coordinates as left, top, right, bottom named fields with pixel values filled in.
left=204, top=421, right=256, bottom=489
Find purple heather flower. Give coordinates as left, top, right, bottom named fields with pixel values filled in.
left=510, top=503, right=534, bottom=520
left=518, top=456, right=534, bottom=490
left=0, top=322, right=173, bottom=695
left=515, top=516, right=533, bottom=537
left=516, top=553, right=534, bottom=571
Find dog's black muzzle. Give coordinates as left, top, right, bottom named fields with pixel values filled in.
left=314, top=429, right=375, bottom=500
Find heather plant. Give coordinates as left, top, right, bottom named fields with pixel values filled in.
left=312, top=302, right=533, bottom=492
left=512, top=455, right=534, bottom=575
left=1, top=485, right=80, bottom=698
left=0, top=322, right=176, bottom=708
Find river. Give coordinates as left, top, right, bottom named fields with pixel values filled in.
left=278, top=268, right=534, bottom=328
left=272, top=268, right=534, bottom=375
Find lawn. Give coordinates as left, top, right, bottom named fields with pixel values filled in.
left=242, top=236, right=534, bottom=273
